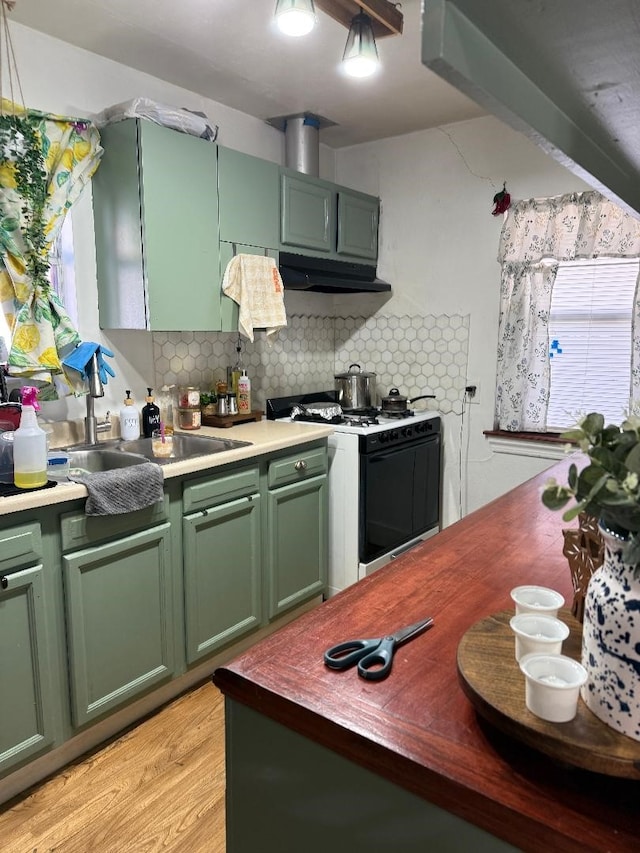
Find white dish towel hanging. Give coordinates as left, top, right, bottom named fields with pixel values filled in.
left=221, top=254, right=287, bottom=342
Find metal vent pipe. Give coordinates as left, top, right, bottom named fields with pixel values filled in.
left=284, top=115, right=320, bottom=176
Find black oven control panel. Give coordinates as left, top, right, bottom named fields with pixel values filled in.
left=359, top=416, right=441, bottom=454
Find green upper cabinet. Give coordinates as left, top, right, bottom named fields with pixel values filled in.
left=218, top=146, right=280, bottom=250
left=93, top=119, right=221, bottom=331
left=280, top=171, right=334, bottom=253
left=337, top=189, right=379, bottom=261
left=280, top=168, right=379, bottom=262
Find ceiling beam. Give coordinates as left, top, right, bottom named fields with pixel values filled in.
left=315, top=0, right=404, bottom=39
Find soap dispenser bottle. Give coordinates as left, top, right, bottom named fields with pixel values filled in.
left=120, top=390, right=141, bottom=440
left=141, top=387, right=161, bottom=438
left=13, top=386, right=47, bottom=489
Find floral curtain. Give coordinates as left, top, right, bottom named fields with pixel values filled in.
left=0, top=99, right=103, bottom=399
left=495, top=190, right=640, bottom=431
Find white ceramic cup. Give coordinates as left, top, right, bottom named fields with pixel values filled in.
left=510, top=585, right=565, bottom=617
left=509, top=613, right=570, bottom=661
left=519, top=653, right=588, bottom=723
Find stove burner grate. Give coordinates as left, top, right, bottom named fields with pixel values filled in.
left=292, top=413, right=344, bottom=425
left=379, top=409, right=414, bottom=419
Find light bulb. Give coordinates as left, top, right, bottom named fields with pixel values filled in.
left=275, top=2, right=316, bottom=37
left=342, top=55, right=380, bottom=78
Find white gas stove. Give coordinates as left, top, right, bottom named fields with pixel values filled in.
left=267, top=393, right=442, bottom=596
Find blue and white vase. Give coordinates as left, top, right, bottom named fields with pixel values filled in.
left=580, top=524, right=640, bottom=741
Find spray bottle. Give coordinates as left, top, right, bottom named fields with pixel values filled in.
left=13, top=386, right=47, bottom=489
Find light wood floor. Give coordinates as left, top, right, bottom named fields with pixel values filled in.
left=0, top=680, right=225, bottom=853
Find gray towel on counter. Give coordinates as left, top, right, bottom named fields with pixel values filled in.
left=69, top=462, right=164, bottom=516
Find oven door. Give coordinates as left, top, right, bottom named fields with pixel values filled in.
left=359, top=433, right=440, bottom=564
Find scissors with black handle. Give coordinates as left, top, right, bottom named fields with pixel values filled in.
left=323, top=617, right=434, bottom=681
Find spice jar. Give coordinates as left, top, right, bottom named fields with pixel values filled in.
left=178, top=385, right=200, bottom=409
left=177, top=408, right=202, bottom=430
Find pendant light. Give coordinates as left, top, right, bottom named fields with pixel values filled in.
left=275, top=0, right=316, bottom=37
left=342, top=11, right=380, bottom=78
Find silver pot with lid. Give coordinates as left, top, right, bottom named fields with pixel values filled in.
left=334, top=364, right=376, bottom=411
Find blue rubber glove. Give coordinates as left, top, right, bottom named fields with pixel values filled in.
left=62, top=342, right=116, bottom=385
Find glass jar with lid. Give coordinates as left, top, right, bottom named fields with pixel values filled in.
left=178, top=385, right=200, bottom=409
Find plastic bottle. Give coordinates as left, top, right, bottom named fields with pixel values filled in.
left=141, top=387, right=161, bottom=438
left=13, top=386, right=47, bottom=489
left=237, top=370, right=251, bottom=414
left=120, top=390, right=141, bottom=440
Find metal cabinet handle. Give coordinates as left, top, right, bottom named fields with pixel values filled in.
left=294, top=460, right=307, bottom=471
left=1, top=576, right=7, bottom=590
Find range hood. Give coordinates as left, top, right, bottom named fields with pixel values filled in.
left=279, top=252, right=391, bottom=294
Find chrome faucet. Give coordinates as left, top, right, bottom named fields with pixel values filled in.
left=85, top=353, right=111, bottom=444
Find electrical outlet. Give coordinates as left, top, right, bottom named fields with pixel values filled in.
left=465, top=383, right=480, bottom=404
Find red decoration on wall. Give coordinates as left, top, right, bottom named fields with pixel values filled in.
left=491, top=182, right=511, bottom=215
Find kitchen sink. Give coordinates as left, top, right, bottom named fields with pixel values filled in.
left=67, top=448, right=149, bottom=474
left=118, top=433, right=252, bottom=463
left=63, top=433, right=252, bottom=468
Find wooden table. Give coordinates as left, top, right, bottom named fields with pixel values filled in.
left=213, top=458, right=640, bottom=852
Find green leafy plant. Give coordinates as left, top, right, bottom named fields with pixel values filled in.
left=200, top=391, right=216, bottom=408
left=0, top=112, right=50, bottom=287
left=542, top=412, right=640, bottom=570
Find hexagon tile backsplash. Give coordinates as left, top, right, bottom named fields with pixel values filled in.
left=152, top=313, right=469, bottom=415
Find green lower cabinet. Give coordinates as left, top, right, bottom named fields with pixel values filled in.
left=63, top=522, right=174, bottom=727
left=183, top=494, right=262, bottom=663
left=266, top=475, right=327, bottom=618
left=0, top=565, right=55, bottom=774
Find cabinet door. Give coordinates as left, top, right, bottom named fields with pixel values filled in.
left=218, top=146, right=280, bottom=249
left=0, top=565, right=55, bottom=774
left=63, top=522, right=174, bottom=727
left=94, top=119, right=221, bottom=331
left=139, top=121, right=220, bottom=330
left=219, top=242, right=279, bottom=333
left=280, top=172, right=334, bottom=253
left=337, top=190, right=379, bottom=260
left=267, top=476, right=327, bottom=618
left=183, top=495, right=261, bottom=663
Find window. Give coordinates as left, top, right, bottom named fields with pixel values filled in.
left=547, top=258, right=638, bottom=430
left=0, top=215, right=77, bottom=349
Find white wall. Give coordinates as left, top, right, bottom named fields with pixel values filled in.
left=334, top=119, right=591, bottom=514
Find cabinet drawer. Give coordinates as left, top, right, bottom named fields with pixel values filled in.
left=0, top=522, right=42, bottom=573
left=183, top=466, right=260, bottom=513
left=60, top=497, right=168, bottom=552
left=268, top=446, right=327, bottom=489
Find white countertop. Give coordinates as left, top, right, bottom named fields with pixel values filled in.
left=0, top=420, right=334, bottom=517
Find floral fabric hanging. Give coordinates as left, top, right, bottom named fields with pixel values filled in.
left=0, top=99, right=103, bottom=398
left=495, top=190, right=640, bottom=431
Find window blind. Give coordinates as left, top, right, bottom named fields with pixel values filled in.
left=547, top=258, right=639, bottom=430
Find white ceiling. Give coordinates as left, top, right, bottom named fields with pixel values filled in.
left=10, top=0, right=485, bottom=148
